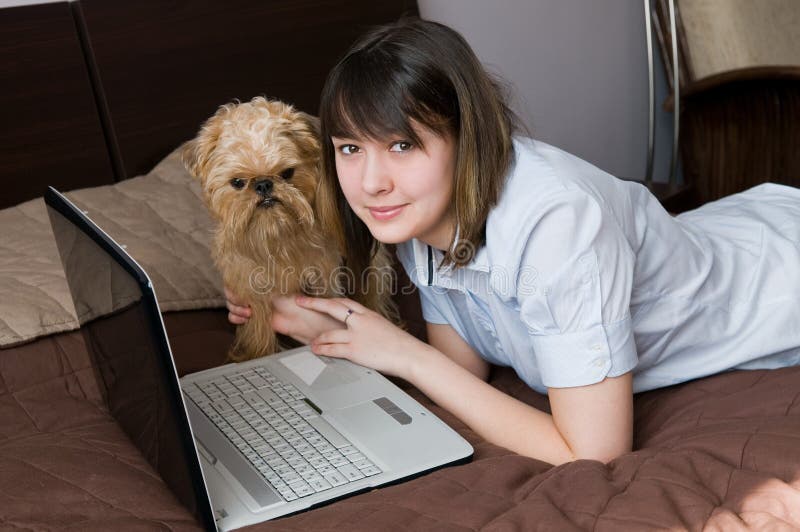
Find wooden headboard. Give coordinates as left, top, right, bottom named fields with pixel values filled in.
left=1, top=0, right=418, bottom=209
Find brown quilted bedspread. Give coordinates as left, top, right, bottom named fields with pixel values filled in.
left=1, top=309, right=799, bottom=531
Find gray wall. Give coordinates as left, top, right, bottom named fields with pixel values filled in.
left=419, top=0, right=677, bottom=184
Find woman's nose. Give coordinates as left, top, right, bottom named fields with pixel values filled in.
left=361, top=154, right=393, bottom=195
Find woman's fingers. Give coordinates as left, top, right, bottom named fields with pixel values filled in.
left=312, top=328, right=351, bottom=347
left=224, top=286, right=239, bottom=304
left=225, top=299, right=251, bottom=317
left=228, top=311, right=248, bottom=325
left=224, top=287, right=249, bottom=309
left=311, top=342, right=353, bottom=359
left=224, top=286, right=251, bottom=325
left=296, top=295, right=359, bottom=323
left=224, top=286, right=251, bottom=314
left=329, top=297, right=370, bottom=314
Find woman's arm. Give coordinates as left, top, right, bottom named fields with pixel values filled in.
left=300, top=296, right=633, bottom=466
left=548, top=372, right=633, bottom=462
left=426, top=322, right=490, bottom=381
left=406, top=345, right=632, bottom=465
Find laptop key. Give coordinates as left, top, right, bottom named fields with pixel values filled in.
left=277, top=487, right=298, bottom=501
left=316, top=464, right=336, bottom=475
left=295, top=463, right=314, bottom=475
left=330, top=455, right=349, bottom=467
left=347, top=452, right=366, bottom=463
left=338, top=445, right=358, bottom=456
left=361, top=465, right=381, bottom=477
left=337, top=464, right=365, bottom=481
left=299, top=468, right=319, bottom=481
left=266, top=456, right=284, bottom=467
left=322, top=450, right=341, bottom=460
left=258, top=389, right=283, bottom=406
left=286, top=456, right=305, bottom=467
left=307, top=435, right=325, bottom=447
left=324, top=471, right=348, bottom=487
left=247, top=376, right=270, bottom=389
left=228, top=396, right=247, bottom=408
left=274, top=464, right=294, bottom=477
left=309, top=478, right=332, bottom=492
left=207, top=391, right=225, bottom=402
left=352, top=459, right=376, bottom=470
left=317, top=442, right=334, bottom=454
left=288, top=480, right=314, bottom=497
left=304, top=471, right=324, bottom=482
left=309, top=457, right=327, bottom=468
left=297, top=425, right=315, bottom=436
left=281, top=471, right=301, bottom=484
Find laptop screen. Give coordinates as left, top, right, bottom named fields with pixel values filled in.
left=45, top=189, right=216, bottom=531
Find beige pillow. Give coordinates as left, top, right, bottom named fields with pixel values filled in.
left=0, top=147, right=224, bottom=348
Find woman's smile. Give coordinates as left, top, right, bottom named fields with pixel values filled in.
left=368, top=204, right=407, bottom=220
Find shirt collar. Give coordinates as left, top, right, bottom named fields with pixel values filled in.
left=410, top=230, right=489, bottom=290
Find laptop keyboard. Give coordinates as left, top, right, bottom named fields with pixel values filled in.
left=184, top=366, right=381, bottom=502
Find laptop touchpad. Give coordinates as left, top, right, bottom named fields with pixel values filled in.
left=280, top=350, right=358, bottom=389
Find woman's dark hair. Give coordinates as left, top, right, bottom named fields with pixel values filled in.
left=316, top=17, right=518, bottom=303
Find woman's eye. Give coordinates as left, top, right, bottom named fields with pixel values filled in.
left=280, top=168, right=294, bottom=180
left=230, top=178, right=246, bottom=190
left=339, top=144, right=359, bottom=155
left=389, top=141, right=413, bottom=152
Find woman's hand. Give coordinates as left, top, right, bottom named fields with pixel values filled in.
left=224, top=286, right=252, bottom=324
left=297, top=295, right=430, bottom=380
left=270, top=294, right=344, bottom=345
left=224, top=286, right=344, bottom=345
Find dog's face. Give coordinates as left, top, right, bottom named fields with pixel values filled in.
left=182, top=98, right=321, bottom=240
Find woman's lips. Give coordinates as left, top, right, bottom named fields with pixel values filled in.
left=368, top=204, right=406, bottom=221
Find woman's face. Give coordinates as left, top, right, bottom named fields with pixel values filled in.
left=332, top=123, right=457, bottom=249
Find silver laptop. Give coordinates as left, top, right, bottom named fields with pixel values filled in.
left=45, top=187, right=473, bottom=531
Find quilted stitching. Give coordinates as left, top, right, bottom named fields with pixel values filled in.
left=2, top=317, right=799, bottom=530
left=0, top=330, right=201, bottom=530
left=0, top=147, right=224, bottom=348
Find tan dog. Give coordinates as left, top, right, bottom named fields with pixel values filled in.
left=183, top=97, right=396, bottom=361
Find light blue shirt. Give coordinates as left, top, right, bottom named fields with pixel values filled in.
left=396, top=137, right=800, bottom=394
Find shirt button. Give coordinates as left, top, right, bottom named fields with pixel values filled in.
left=593, top=358, right=606, bottom=368
left=591, top=344, right=603, bottom=351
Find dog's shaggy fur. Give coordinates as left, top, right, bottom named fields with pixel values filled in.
left=183, top=97, right=397, bottom=361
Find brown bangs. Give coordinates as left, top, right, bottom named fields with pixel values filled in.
left=320, top=41, right=457, bottom=146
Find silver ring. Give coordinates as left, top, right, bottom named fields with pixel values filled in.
left=343, top=308, right=354, bottom=325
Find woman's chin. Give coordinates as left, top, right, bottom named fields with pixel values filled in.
left=366, top=225, right=413, bottom=245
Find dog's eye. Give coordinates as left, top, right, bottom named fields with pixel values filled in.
left=280, top=168, right=294, bottom=180
left=230, top=178, right=246, bottom=190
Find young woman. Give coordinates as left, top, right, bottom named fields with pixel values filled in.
left=226, top=18, right=800, bottom=465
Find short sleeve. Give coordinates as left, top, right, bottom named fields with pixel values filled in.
left=515, top=188, right=639, bottom=388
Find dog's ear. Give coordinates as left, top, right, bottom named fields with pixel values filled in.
left=289, top=112, right=322, bottom=161
left=180, top=138, right=207, bottom=180
left=297, top=112, right=320, bottom=137
left=181, top=105, right=232, bottom=180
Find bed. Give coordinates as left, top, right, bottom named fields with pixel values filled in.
left=2, top=1, right=800, bottom=530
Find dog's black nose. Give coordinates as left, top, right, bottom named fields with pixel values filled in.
left=253, top=179, right=273, bottom=197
